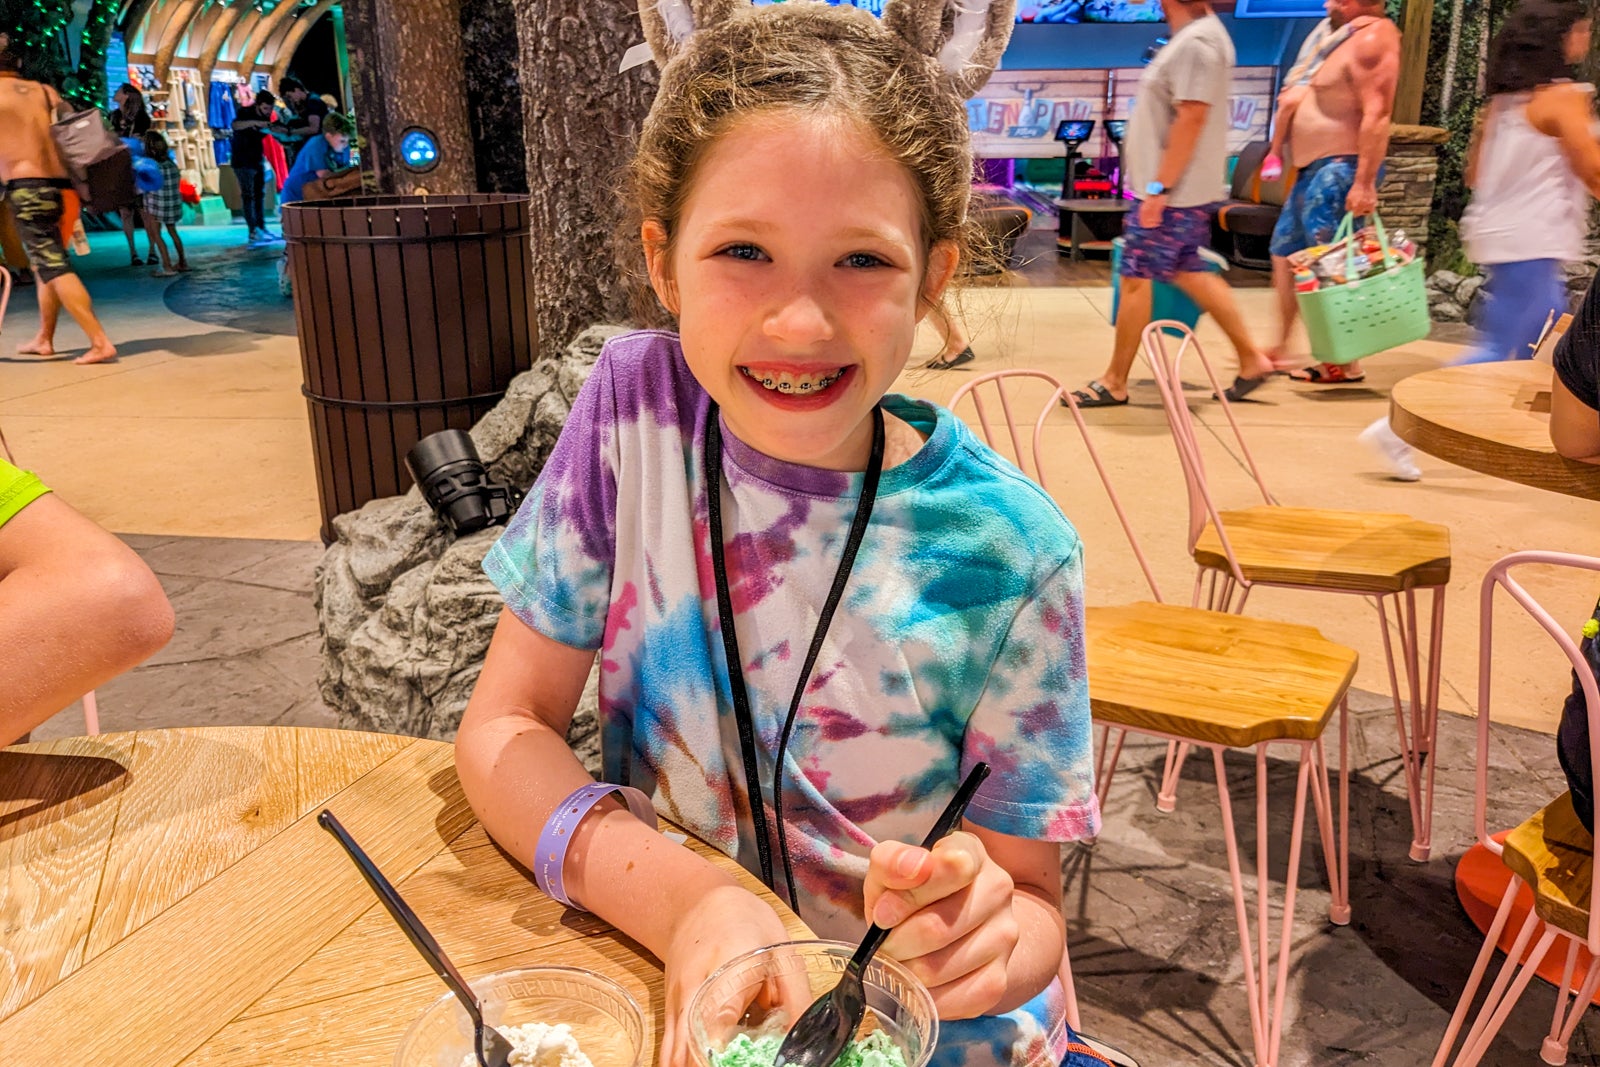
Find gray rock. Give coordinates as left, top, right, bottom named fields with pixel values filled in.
left=338, top=491, right=449, bottom=598
left=1454, top=275, right=1484, bottom=307
left=315, top=329, right=626, bottom=745
left=1428, top=269, right=1462, bottom=294
left=1431, top=299, right=1465, bottom=322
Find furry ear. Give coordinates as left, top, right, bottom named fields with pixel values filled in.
left=637, top=0, right=749, bottom=68
left=884, top=0, right=1017, bottom=98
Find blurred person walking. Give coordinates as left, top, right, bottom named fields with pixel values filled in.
left=1362, top=0, right=1600, bottom=479
left=0, top=34, right=116, bottom=364
left=1070, top=0, right=1273, bottom=408
left=1265, top=0, right=1399, bottom=385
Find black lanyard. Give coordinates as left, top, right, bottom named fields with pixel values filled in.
left=704, top=401, right=885, bottom=913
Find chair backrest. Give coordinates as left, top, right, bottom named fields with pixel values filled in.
left=948, top=369, right=1164, bottom=602
left=1229, top=140, right=1295, bottom=207
left=1139, top=321, right=1275, bottom=586
left=1474, top=551, right=1600, bottom=951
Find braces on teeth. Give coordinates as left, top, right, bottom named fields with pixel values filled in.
left=740, top=367, right=845, bottom=394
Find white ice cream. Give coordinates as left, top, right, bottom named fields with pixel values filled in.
left=457, top=1022, right=594, bottom=1067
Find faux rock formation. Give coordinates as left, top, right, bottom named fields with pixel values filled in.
left=315, top=324, right=626, bottom=767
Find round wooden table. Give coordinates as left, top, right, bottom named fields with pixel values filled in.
left=0, top=726, right=809, bottom=1065
left=1390, top=361, right=1600, bottom=501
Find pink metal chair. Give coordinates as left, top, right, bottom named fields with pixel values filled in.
left=1139, top=322, right=1452, bottom=861
left=1433, top=551, right=1600, bottom=1067
left=951, top=370, right=1359, bottom=1067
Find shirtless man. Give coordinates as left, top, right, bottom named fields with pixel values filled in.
left=1266, top=0, right=1399, bottom=383
left=0, top=34, right=116, bottom=364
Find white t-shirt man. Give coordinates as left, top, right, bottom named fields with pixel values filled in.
left=1125, top=12, right=1236, bottom=208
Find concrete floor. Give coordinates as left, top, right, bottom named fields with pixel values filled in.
left=7, top=220, right=1600, bottom=1065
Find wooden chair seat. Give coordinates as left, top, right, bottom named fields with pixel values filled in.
left=1194, top=505, right=1453, bottom=595
left=1502, top=792, right=1596, bottom=940
left=1085, top=602, right=1358, bottom=747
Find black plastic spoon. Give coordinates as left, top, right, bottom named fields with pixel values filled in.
left=774, top=762, right=990, bottom=1067
left=319, top=809, right=514, bottom=1067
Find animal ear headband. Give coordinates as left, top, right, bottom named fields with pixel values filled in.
left=633, top=0, right=1016, bottom=99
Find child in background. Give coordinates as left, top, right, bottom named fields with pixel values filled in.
left=454, top=2, right=1100, bottom=1065
left=141, top=131, right=188, bottom=277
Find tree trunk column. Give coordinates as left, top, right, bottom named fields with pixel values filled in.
left=515, top=0, right=658, bottom=355
left=342, top=0, right=476, bottom=195
left=1379, top=124, right=1449, bottom=253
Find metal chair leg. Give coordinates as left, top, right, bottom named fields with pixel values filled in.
left=1212, top=743, right=1315, bottom=1067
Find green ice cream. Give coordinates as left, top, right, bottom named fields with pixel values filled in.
left=709, top=1030, right=909, bottom=1067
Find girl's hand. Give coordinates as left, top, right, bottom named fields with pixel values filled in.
left=660, top=884, right=796, bottom=1067
left=862, top=831, right=1018, bottom=1020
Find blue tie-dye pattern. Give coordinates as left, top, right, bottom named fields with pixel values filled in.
left=482, top=330, right=1100, bottom=1067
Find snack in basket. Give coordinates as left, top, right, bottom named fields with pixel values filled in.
left=710, top=1029, right=908, bottom=1067
left=1287, top=225, right=1416, bottom=293
left=457, top=1022, right=593, bottom=1067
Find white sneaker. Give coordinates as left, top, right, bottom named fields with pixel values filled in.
left=1359, top=418, right=1421, bottom=481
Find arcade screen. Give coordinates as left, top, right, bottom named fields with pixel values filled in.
left=1103, top=119, right=1128, bottom=141
left=752, top=0, right=885, bottom=12
left=1233, top=0, right=1327, bottom=15
left=1056, top=120, right=1096, bottom=142
left=1016, top=0, right=1164, bottom=22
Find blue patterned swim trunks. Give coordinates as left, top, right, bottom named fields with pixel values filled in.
left=1270, top=154, right=1386, bottom=258
left=1119, top=203, right=1214, bottom=283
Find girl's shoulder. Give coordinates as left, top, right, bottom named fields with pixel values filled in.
left=586, top=328, right=708, bottom=437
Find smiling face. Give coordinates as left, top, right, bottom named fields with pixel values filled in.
left=644, top=111, right=957, bottom=472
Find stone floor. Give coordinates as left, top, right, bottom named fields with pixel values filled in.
left=9, top=219, right=1600, bottom=1065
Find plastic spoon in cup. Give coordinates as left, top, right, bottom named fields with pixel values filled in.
left=319, top=809, right=514, bottom=1067
left=774, top=762, right=990, bottom=1067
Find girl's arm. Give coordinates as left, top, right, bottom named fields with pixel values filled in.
left=1528, top=83, right=1600, bottom=200
left=1551, top=372, right=1600, bottom=463
left=863, top=827, right=1064, bottom=1019
left=967, top=825, right=1065, bottom=1015
left=456, top=609, right=795, bottom=1065
left=1464, top=106, right=1487, bottom=189
left=455, top=608, right=747, bottom=950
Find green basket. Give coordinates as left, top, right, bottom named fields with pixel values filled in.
left=1295, top=213, right=1430, bottom=365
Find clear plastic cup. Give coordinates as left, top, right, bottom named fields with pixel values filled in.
left=394, top=965, right=646, bottom=1067
left=686, top=940, right=938, bottom=1067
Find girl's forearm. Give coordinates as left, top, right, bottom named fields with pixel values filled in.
left=454, top=708, right=739, bottom=959
left=991, top=885, right=1068, bottom=1015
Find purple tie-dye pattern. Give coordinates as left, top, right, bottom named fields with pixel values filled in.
left=480, top=330, right=1100, bottom=1066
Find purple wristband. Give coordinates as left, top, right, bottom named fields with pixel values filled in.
left=535, top=783, right=656, bottom=909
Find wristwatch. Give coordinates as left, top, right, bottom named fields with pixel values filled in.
left=1145, top=181, right=1168, bottom=196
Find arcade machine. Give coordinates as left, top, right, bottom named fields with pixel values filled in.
left=1103, top=119, right=1128, bottom=198
left=1055, top=118, right=1129, bottom=260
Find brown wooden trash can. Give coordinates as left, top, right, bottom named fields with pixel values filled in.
left=281, top=194, right=536, bottom=543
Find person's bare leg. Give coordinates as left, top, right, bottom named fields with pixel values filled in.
left=145, top=213, right=173, bottom=273
left=1267, top=254, right=1300, bottom=369
left=48, top=275, right=116, bottom=363
left=166, top=223, right=187, bottom=270
left=1095, top=277, right=1153, bottom=400
left=18, top=282, right=61, bottom=355
left=1171, top=271, right=1274, bottom=380
left=120, top=207, right=138, bottom=261
left=923, top=301, right=974, bottom=369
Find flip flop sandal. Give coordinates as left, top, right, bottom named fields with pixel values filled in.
left=924, top=346, right=975, bottom=371
left=1065, top=381, right=1129, bottom=408
left=1216, top=374, right=1269, bottom=402
left=129, top=256, right=144, bottom=267
left=146, top=252, right=160, bottom=265
left=1289, top=364, right=1365, bottom=384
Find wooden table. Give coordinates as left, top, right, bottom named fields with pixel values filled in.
left=0, top=727, right=809, bottom=1065
left=1390, top=361, right=1600, bottom=501
left=1054, top=198, right=1129, bottom=261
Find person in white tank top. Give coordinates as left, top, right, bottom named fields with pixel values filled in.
left=1361, top=0, right=1600, bottom=480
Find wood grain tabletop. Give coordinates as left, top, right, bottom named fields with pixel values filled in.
left=1390, top=361, right=1600, bottom=501
left=0, top=726, right=809, bottom=1066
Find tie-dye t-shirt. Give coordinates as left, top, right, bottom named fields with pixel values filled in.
left=483, top=330, right=1099, bottom=1066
